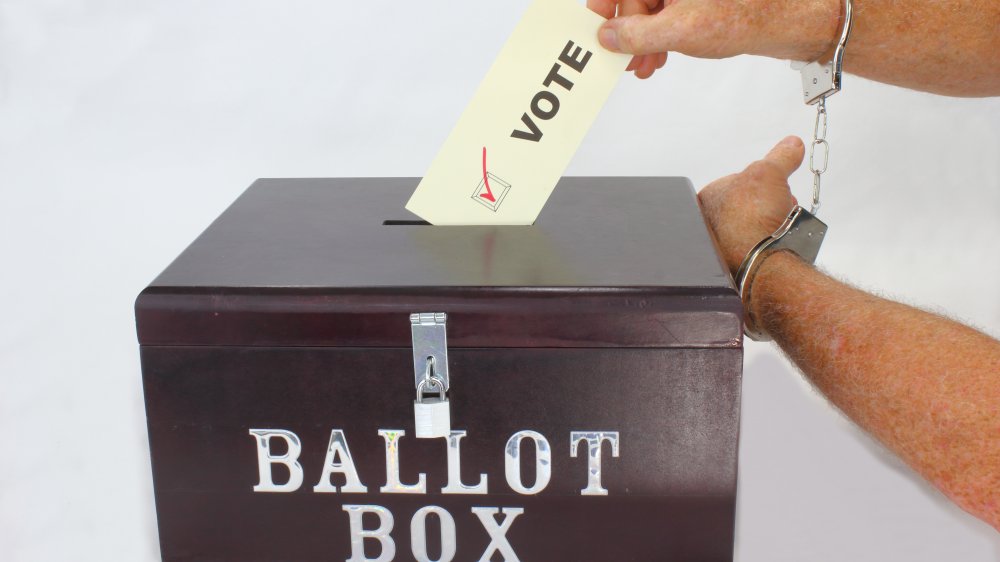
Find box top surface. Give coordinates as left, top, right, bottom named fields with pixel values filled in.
left=151, top=177, right=730, bottom=289
left=138, top=178, right=742, bottom=348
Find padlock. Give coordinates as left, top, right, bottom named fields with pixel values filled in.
left=414, top=377, right=451, bottom=439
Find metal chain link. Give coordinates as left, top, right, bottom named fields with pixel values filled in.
left=808, top=97, right=830, bottom=214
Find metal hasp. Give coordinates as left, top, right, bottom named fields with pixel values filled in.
left=798, top=0, right=854, bottom=104
left=410, top=312, right=450, bottom=391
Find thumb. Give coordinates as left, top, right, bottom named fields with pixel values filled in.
left=599, top=13, right=678, bottom=55
left=762, top=136, right=806, bottom=179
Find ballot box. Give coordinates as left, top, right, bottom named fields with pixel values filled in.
left=135, top=177, right=744, bottom=562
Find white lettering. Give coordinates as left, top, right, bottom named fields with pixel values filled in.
left=378, top=429, right=427, bottom=494
left=314, top=429, right=368, bottom=493
left=504, top=431, right=551, bottom=495
left=471, top=507, right=523, bottom=562
left=442, top=430, right=488, bottom=495
left=343, top=504, right=395, bottom=562
left=410, top=505, right=457, bottom=562
left=249, top=429, right=304, bottom=493
left=569, top=431, right=620, bottom=496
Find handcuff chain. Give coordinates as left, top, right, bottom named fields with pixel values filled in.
left=737, top=0, right=852, bottom=340
left=808, top=97, right=830, bottom=214
left=802, top=0, right=852, bottom=216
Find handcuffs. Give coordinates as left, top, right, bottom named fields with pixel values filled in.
left=735, top=0, right=854, bottom=341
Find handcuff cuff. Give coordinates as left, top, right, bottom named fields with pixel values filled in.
left=734, top=0, right=854, bottom=341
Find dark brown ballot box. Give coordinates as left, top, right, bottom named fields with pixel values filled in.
left=135, top=177, right=744, bottom=562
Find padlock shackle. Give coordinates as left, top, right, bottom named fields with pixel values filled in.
left=415, top=376, right=446, bottom=402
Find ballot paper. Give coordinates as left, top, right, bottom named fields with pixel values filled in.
left=406, top=0, right=630, bottom=225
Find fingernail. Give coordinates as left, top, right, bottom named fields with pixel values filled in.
left=599, top=27, right=620, bottom=52
left=780, top=136, right=799, bottom=147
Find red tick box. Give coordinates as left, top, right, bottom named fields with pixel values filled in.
left=471, top=172, right=511, bottom=212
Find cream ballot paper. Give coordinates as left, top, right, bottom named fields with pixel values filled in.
left=406, top=0, right=630, bottom=225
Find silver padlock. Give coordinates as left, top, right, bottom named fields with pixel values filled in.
left=414, top=377, right=451, bottom=439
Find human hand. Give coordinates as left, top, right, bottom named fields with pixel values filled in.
left=587, top=0, right=840, bottom=79
left=698, top=136, right=803, bottom=276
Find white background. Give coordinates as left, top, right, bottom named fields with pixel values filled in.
left=1, top=1, right=998, bottom=560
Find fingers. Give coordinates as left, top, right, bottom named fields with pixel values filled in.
left=696, top=180, right=722, bottom=218
left=619, top=0, right=658, bottom=78
left=599, top=12, right=678, bottom=55
left=591, top=1, right=670, bottom=78
left=639, top=51, right=667, bottom=78
left=599, top=2, right=762, bottom=60
left=761, top=136, right=805, bottom=179
left=620, top=0, right=654, bottom=17
left=696, top=137, right=807, bottom=273
left=587, top=0, right=661, bottom=19
left=586, top=0, right=619, bottom=19
left=634, top=54, right=659, bottom=78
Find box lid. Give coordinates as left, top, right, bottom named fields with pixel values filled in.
left=136, top=177, right=742, bottom=348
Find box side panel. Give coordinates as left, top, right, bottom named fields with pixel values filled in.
left=135, top=291, right=743, bottom=348
left=142, top=346, right=741, bottom=561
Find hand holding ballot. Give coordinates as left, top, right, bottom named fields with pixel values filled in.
left=588, top=0, right=840, bottom=77
left=590, top=0, right=1000, bottom=96
left=595, top=0, right=1000, bottom=531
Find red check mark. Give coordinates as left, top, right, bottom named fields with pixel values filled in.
left=480, top=146, right=496, bottom=203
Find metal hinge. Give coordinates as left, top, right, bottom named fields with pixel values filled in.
left=410, top=312, right=449, bottom=391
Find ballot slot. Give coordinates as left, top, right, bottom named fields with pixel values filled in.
left=382, top=220, right=536, bottom=227
left=382, top=220, right=431, bottom=226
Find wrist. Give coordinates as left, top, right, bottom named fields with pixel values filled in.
left=745, top=250, right=808, bottom=338
left=770, top=0, right=843, bottom=62
left=716, top=227, right=775, bottom=276
left=735, top=205, right=828, bottom=340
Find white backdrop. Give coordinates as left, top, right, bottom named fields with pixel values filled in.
left=1, top=1, right=998, bottom=560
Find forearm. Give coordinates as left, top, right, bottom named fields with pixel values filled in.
left=803, top=0, right=1000, bottom=97
left=751, top=251, right=1000, bottom=529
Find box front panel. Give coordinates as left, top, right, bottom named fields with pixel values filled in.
left=142, top=346, right=741, bottom=561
